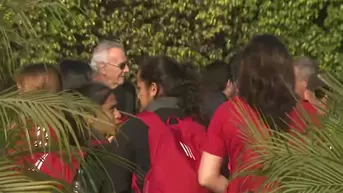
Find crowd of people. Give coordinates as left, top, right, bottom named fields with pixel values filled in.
left=9, top=33, right=327, bottom=193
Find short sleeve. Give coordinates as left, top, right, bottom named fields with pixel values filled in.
left=203, top=103, right=229, bottom=157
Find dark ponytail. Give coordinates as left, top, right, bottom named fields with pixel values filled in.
left=138, top=56, right=204, bottom=123
left=176, top=63, right=204, bottom=122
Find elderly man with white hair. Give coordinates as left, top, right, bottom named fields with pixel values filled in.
left=90, top=40, right=136, bottom=114
left=294, top=56, right=327, bottom=114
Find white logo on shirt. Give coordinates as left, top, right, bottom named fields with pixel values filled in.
left=34, top=153, right=49, bottom=170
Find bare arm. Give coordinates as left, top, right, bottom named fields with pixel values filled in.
left=198, top=152, right=229, bottom=193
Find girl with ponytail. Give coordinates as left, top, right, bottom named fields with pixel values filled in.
left=109, top=55, right=205, bottom=193
left=137, top=56, right=203, bottom=122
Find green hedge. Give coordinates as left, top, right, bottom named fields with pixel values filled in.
left=18, top=0, right=343, bottom=75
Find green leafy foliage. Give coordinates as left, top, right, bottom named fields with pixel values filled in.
left=0, top=0, right=74, bottom=86
left=13, top=0, right=343, bottom=80
left=0, top=1, right=138, bottom=192
left=2, top=1, right=343, bottom=192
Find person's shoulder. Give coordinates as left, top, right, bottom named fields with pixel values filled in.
left=216, top=96, right=242, bottom=114
left=292, top=100, right=318, bottom=116
left=119, top=115, right=148, bottom=134
left=300, top=100, right=317, bottom=113
left=114, top=115, right=149, bottom=148
left=289, top=100, right=322, bottom=133
left=211, top=96, right=253, bottom=127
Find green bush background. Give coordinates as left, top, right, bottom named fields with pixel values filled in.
left=11, top=0, right=343, bottom=80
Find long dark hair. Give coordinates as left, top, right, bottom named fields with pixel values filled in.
left=138, top=55, right=204, bottom=123
left=238, top=34, right=296, bottom=131
left=65, top=83, right=113, bottom=146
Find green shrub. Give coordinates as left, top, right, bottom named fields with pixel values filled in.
left=16, top=0, right=343, bottom=78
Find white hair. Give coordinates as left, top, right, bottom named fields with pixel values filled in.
left=293, top=56, right=319, bottom=81
left=90, top=40, right=125, bottom=72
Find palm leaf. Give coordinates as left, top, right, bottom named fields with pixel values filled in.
left=235, top=73, right=343, bottom=193
left=0, top=89, right=140, bottom=192
left=0, top=0, right=73, bottom=83
left=0, top=0, right=139, bottom=191
left=0, top=157, right=68, bottom=193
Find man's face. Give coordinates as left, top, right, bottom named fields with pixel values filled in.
left=99, top=48, right=129, bottom=88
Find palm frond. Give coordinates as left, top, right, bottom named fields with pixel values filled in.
left=0, top=157, right=67, bottom=193
left=0, top=89, right=140, bottom=191
left=236, top=73, right=343, bottom=193
left=0, top=0, right=139, bottom=191
left=0, top=0, right=73, bottom=83
left=1, top=90, right=95, bottom=153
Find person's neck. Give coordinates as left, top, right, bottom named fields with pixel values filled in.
left=93, top=74, right=118, bottom=89
left=295, top=89, right=306, bottom=101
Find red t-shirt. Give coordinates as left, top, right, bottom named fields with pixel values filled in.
left=8, top=123, right=81, bottom=183
left=204, top=97, right=318, bottom=193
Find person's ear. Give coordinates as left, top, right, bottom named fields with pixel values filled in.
left=98, top=62, right=106, bottom=75
left=150, top=82, right=158, bottom=97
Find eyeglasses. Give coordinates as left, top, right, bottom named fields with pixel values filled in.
left=104, top=61, right=128, bottom=70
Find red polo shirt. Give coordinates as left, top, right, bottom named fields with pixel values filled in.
left=204, top=97, right=318, bottom=193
